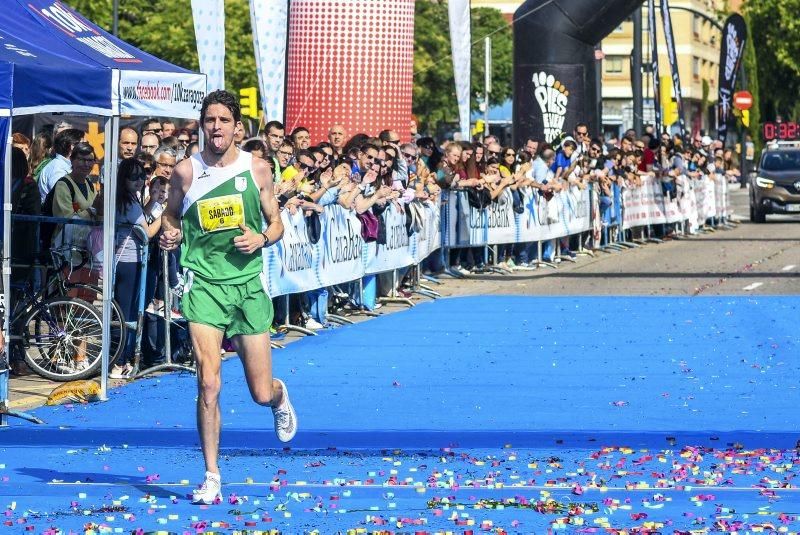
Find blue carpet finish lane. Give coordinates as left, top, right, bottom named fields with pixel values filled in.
left=0, top=295, right=798, bottom=533
left=3, top=296, right=799, bottom=448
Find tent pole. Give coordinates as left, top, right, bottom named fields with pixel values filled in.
left=1, top=116, right=11, bottom=426
left=2, top=116, right=10, bottom=341
left=100, top=116, right=119, bottom=401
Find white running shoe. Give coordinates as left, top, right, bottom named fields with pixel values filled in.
left=109, top=363, right=132, bottom=379
left=57, top=359, right=90, bottom=375
left=272, top=379, right=297, bottom=442
left=192, top=471, right=221, bottom=505
left=305, top=317, right=324, bottom=330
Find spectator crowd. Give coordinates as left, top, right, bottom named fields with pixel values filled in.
left=6, top=114, right=743, bottom=379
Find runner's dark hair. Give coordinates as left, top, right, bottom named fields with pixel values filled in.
left=200, top=90, right=241, bottom=124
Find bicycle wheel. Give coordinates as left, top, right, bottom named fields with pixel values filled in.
left=22, top=297, right=103, bottom=381
left=63, top=283, right=127, bottom=367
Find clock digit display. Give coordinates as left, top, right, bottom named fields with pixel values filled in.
left=763, top=121, right=800, bottom=141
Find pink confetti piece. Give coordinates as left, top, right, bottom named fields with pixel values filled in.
left=611, top=400, right=629, bottom=407
left=145, top=474, right=160, bottom=483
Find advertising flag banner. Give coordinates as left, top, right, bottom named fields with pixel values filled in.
left=249, top=0, right=289, bottom=121
left=717, top=14, right=747, bottom=143
left=660, top=0, right=686, bottom=139
left=647, top=0, right=661, bottom=134
left=448, top=0, right=471, bottom=140
left=191, top=0, right=225, bottom=92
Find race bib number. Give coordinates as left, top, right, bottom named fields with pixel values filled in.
left=197, top=194, right=245, bottom=233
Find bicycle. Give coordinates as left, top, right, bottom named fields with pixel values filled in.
left=8, top=246, right=126, bottom=381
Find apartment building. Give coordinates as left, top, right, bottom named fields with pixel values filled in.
left=600, top=0, right=724, bottom=137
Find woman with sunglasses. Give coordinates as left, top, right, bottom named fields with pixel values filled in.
left=110, top=158, right=163, bottom=379
left=500, top=147, right=517, bottom=177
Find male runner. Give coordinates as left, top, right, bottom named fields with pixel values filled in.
left=160, top=90, right=296, bottom=505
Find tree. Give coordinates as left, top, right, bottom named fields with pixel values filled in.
left=412, top=1, right=513, bottom=133
left=741, top=11, right=761, bottom=151
left=744, top=0, right=800, bottom=122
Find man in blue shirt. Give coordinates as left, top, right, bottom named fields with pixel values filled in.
left=38, top=128, right=84, bottom=204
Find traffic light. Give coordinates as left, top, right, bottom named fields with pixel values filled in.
left=741, top=109, right=750, bottom=128
left=660, top=76, right=678, bottom=127
left=239, top=87, right=258, bottom=119
left=472, top=119, right=485, bottom=136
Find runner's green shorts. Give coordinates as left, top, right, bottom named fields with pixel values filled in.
left=181, top=272, right=274, bottom=336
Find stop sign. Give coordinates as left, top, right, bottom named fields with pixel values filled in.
left=733, top=90, right=753, bottom=111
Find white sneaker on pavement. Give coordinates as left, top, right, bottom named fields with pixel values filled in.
left=305, top=317, right=324, bottom=330
left=192, top=471, right=222, bottom=505
left=109, top=363, right=132, bottom=379
left=272, top=379, right=297, bottom=442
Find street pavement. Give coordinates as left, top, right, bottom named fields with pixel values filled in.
left=6, top=184, right=799, bottom=410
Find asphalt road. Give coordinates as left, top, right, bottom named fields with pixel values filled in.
left=442, top=184, right=800, bottom=296
left=5, top=184, right=798, bottom=411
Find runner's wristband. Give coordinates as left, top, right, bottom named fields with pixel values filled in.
left=261, top=230, right=270, bottom=247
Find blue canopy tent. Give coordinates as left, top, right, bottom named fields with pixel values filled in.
left=21, top=0, right=206, bottom=120
left=0, top=5, right=114, bottom=425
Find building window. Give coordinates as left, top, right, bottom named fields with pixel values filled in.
left=692, top=14, right=701, bottom=38
left=605, top=56, right=624, bottom=74
left=693, top=57, right=700, bottom=80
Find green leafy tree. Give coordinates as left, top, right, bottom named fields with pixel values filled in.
left=741, top=11, right=761, bottom=151
left=744, top=0, right=800, bottom=121
left=413, top=1, right=513, bottom=133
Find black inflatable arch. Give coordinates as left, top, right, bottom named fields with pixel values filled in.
left=513, top=0, right=643, bottom=145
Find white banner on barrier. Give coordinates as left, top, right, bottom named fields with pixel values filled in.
left=694, top=176, right=716, bottom=222
left=414, top=201, right=442, bottom=264
left=264, top=200, right=443, bottom=296
left=263, top=209, right=319, bottom=296
left=365, top=204, right=414, bottom=276
left=445, top=187, right=591, bottom=247
left=678, top=175, right=701, bottom=233
left=318, top=204, right=365, bottom=287
left=714, top=174, right=730, bottom=219
left=623, top=173, right=733, bottom=232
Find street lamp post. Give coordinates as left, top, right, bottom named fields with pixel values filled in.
left=632, top=7, right=643, bottom=136
left=112, top=0, right=119, bottom=36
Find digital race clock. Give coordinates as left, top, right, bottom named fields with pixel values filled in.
left=763, top=121, right=800, bottom=141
